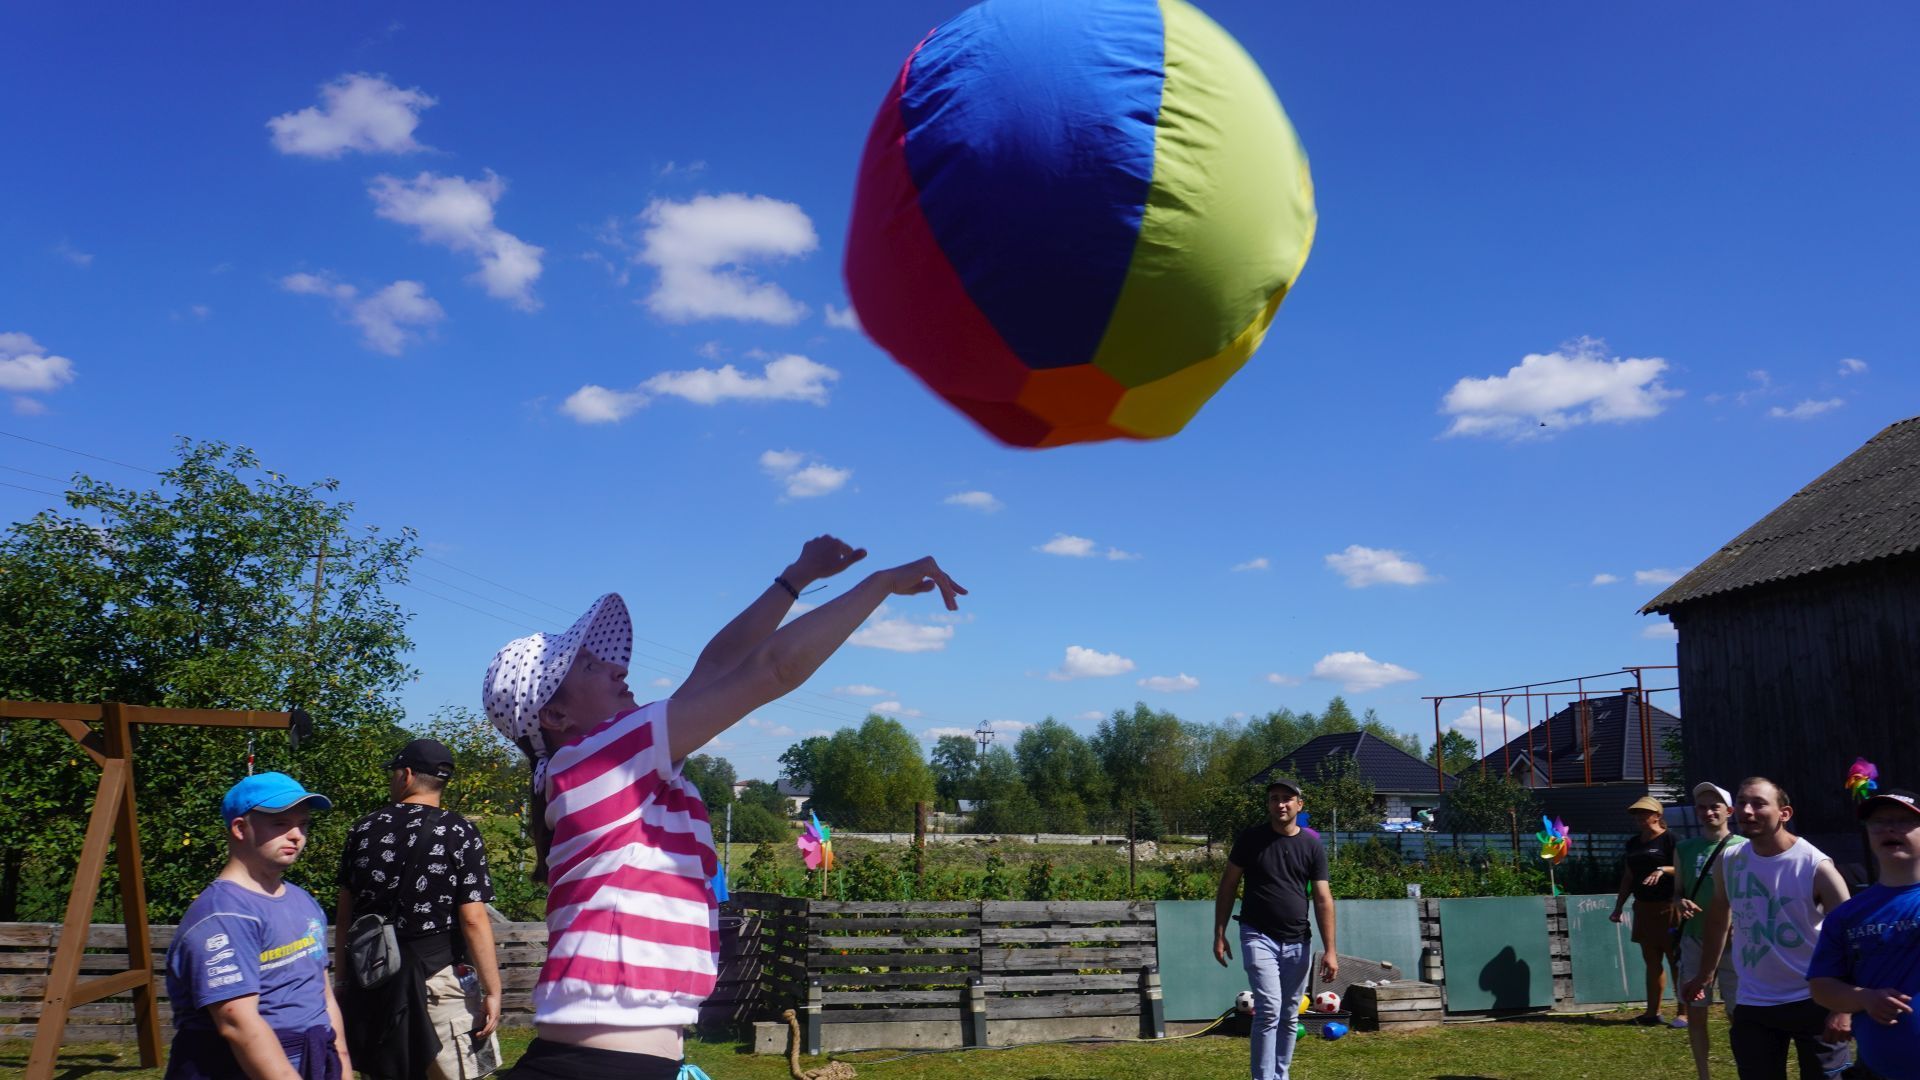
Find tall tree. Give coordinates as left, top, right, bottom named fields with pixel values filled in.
left=681, top=753, right=737, bottom=809
left=1297, top=752, right=1384, bottom=832
left=971, top=746, right=1041, bottom=833
left=929, top=734, right=979, bottom=810
left=778, top=735, right=830, bottom=791
left=1092, top=703, right=1193, bottom=822
left=420, top=705, right=526, bottom=819
left=807, top=715, right=935, bottom=831
left=0, top=440, right=417, bottom=920
left=1014, top=718, right=1107, bottom=832
left=1433, top=730, right=1479, bottom=777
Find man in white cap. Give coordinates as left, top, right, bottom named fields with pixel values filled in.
left=1674, top=781, right=1746, bottom=1080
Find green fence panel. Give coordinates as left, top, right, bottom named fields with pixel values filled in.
left=1436, top=897, right=1553, bottom=1011
left=1156, top=899, right=1250, bottom=1021
left=1566, top=893, right=1652, bottom=1004
left=1309, top=899, right=1422, bottom=981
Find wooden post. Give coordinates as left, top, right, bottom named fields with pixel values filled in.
left=914, top=801, right=928, bottom=883
left=2, top=699, right=291, bottom=1080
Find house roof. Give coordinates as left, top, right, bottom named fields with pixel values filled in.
left=777, top=779, right=812, bottom=798
left=1250, top=731, right=1458, bottom=794
left=1472, top=692, right=1680, bottom=787
left=1644, top=415, right=1920, bottom=613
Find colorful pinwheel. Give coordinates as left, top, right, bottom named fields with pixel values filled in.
left=1535, top=816, right=1572, bottom=864
left=797, top=812, right=836, bottom=872
left=1847, top=758, right=1879, bottom=801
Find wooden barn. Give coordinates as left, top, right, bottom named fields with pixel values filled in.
left=1643, top=414, right=1920, bottom=863
left=1471, top=691, right=1682, bottom=829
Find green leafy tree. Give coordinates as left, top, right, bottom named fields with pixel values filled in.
left=1014, top=718, right=1107, bottom=833
left=727, top=801, right=790, bottom=844
left=1298, top=752, right=1384, bottom=832
left=0, top=440, right=417, bottom=920
left=1195, top=780, right=1264, bottom=849
left=778, top=736, right=829, bottom=790
left=1433, top=731, right=1478, bottom=777
left=419, top=705, right=525, bottom=820
left=735, top=779, right=788, bottom=818
left=1439, top=770, right=1540, bottom=833
left=682, top=753, right=737, bottom=809
left=808, top=715, right=935, bottom=830
left=1093, top=703, right=1194, bottom=824
left=929, top=734, right=979, bottom=811
left=971, top=746, right=1042, bottom=833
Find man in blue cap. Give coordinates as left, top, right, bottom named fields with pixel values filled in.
left=162, top=772, right=352, bottom=1080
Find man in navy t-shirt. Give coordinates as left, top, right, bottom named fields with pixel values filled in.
left=163, top=772, right=351, bottom=1080
left=1809, top=787, right=1920, bottom=1079
left=1214, top=776, right=1338, bottom=1080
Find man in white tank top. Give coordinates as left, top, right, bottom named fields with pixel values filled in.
left=1683, top=777, right=1854, bottom=1080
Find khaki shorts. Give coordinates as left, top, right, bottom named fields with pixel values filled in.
left=1678, top=935, right=1739, bottom=1012
left=423, top=965, right=503, bottom=1080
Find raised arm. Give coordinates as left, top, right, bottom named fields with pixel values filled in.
left=674, top=536, right=866, bottom=699
left=667, top=557, right=963, bottom=762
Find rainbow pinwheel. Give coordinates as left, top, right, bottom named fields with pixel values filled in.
left=797, top=812, right=836, bottom=872
left=1847, top=758, right=1880, bottom=801
left=1536, top=816, right=1572, bottom=864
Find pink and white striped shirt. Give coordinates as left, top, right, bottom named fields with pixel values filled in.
left=533, top=701, right=719, bottom=1027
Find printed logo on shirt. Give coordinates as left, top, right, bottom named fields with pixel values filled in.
left=258, top=922, right=325, bottom=971
left=205, top=933, right=229, bottom=952
left=1727, top=870, right=1808, bottom=968
left=204, top=949, right=234, bottom=966
left=209, top=973, right=244, bottom=988
left=208, top=963, right=238, bottom=976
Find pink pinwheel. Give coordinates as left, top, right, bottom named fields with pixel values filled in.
left=1536, top=816, right=1572, bottom=864
left=796, top=812, right=836, bottom=872
left=1846, top=758, right=1879, bottom=801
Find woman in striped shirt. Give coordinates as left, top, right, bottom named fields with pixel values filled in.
left=483, top=537, right=964, bottom=1079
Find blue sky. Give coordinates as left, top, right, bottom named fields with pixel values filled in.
left=3, top=3, right=1916, bottom=785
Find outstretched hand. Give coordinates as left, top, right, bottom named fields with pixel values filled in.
left=790, top=535, right=868, bottom=586
left=880, top=556, right=967, bottom=611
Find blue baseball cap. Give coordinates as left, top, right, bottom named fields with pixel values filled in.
left=221, top=772, right=332, bottom=823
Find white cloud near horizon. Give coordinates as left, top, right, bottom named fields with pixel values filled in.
left=1440, top=337, right=1680, bottom=439
left=1591, top=573, right=1621, bottom=586
left=758, top=449, right=849, bottom=499
left=638, top=194, right=816, bottom=324
left=1312, top=651, right=1419, bottom=693
left=871, top=700, right=925, bottom=719
left=280, top=273, right=445, bottom=355
left=1265, top=672, right=1304, bottom=687
left=560, top=354, right=839, bottom=423
left=1450, top=704, right=1521, bottom=738
left=1769, top=398, right=1845, bottom=420
left=0, top=332, right=77, bottom=413
left=1074, top=710, right=1107, bottom=722
left=945, top=491, right=1003, bottom=513
left=850, top=605, right=953, bottom=653
left=1037, top=533, right=1138, bottom=560
left=834, top=685, right=891, bottom=698
left=824, top=304, right=861, bottom=331
left=1326, top=545, right=1433, bottom=588
left=369, top=171, right=544, bottom=310
left=269, top=73, right=435, bottom=157
left=1634, top=568, right=1685, bottom=586
left=1050, top=646, right=1135, bottom=681
left=1643, top=620, right=1679, bottom=641
left=1232, top=557, right=1270, bottom=572
left=1139, top=673, right=1200, bottom=693
left=1838, top=358, right=1869, bottom=376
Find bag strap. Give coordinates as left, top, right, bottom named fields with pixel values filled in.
left=1686, top=836, right=1733, bottom=902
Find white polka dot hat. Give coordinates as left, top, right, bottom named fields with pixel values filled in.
left=482, top=592, right=632, bottom=756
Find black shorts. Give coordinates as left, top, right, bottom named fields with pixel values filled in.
left=503, top=1038, right=681, bottom=1080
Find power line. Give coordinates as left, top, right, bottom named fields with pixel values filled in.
left=0, top=479, right=64, bottom=498
left=0, top=464, right=71, bottom=485
left=0, top=428, right=160, bottom=475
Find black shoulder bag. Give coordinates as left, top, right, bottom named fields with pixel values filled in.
left=346, top=808, right=445, bottom=990
left=1667, top=835, right=1732, bottom=953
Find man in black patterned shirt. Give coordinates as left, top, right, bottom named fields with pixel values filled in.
left=336, top=738, right=502, bottom=1079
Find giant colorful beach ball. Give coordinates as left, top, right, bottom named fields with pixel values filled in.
left=844, top=0, right=1316, bottom=448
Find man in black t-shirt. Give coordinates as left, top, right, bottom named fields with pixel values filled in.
left=1215, top=777, right=1338, bottom=1080
left=336, top=738, right=501, bottom=1079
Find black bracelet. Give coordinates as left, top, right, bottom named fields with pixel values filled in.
left=775, top=576, right=800, bottom=600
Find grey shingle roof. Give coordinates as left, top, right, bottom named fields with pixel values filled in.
left=1473, top=693, right=1680, bottom=787
left=1644, top=415, right=1920, bottom=613
left=1250, top=731, right=1458, bottom=794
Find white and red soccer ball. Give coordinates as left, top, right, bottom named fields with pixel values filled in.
left=1313, top=991, right=1342, bottom=1013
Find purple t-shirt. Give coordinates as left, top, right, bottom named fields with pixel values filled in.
left=164, top=879, right=331, bottom=1033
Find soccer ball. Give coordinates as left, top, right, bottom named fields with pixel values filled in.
left=1234, top=991, right=1255, bottom=1016
left=1314, top=991, right=1342, bottom=1013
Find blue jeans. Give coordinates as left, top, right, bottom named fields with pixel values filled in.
left=1241, top=926, right=1312, bottom=1080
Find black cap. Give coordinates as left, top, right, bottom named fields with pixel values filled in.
left=1264, top=775, right=1304, bottom=796
left=387, top=738, right=455, bottom=780
left=1857, top=789, right=1920, bottom=820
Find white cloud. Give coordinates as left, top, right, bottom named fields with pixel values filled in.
left=1838, top=358, right=1869, bottom=377
left=1643, top=620, right=1679, bottom=641
left=871, top=700, right=925, bottom=718
left=850, top=607, right=953, bottom=653
left=1139, top=673, right=1200, bottom=693
left=759, top=449, right=850, bottom=499
left=922, top=727, right=975, bottom=741
left=1440, top=337, right=1680, bottom=439
left=1049, top=646, right=1135, bottom=681
left=269, top=73, right=436, bottom=157
left=1591, top=573, right=1621, bottom=586
left=1311, top=651, right=1419, bottom=693
left=945, top=491, right=1003, bottom=513
left=1325, top=545, right=1433, bottom=588
left=1037, top=533, right=1137, bottom=560
left=824, top=304, right=862, bottom=332
left=742, top=715, right=796, bottom=738
left=1074, top=710, right=1107, bottom=722
left=1265, top=673, right=1304, bottom=687
left=1634, top=568, right=1685, bottom=585
left=649, top=676, right=674, bottom=688
left=637, top=194, right=816, bottom=324
left=1769, top=398, right=1845, bottom=420
left=281, top=273, right=445, bottom=356
left=834, top=684, right=891, bottom=698
left=53, top=240, right=93, bottom=267
left=370, top=171, right=544, bottom=310
left=1449, top=704, right=1521, bottom=738
left=0, top=334, right=78, bottom=406
left=1232, top=557, right=1271, bottom=572
left=189, top=305, right=211, bottom=321
left=561, top=354, right=840, bottom=424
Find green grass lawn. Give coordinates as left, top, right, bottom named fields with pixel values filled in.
left=2, top=1007, right=1750, bottom=1079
